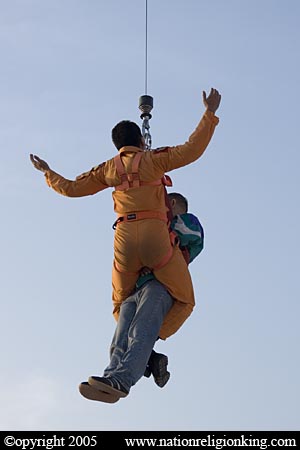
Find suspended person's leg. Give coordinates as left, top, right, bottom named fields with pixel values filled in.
left=104, top=292, right=137, bottom=377
left=79, top=291, right=138, bottom=403
left=144, top=247, right=195, bottom=387
left=136, top=220, right=194, bottom=331
left=111, top=221, right=143, bottom=317
left=111, top=260, right=139, bottom=321
left=88, top=279, right=173, bottom=397
left=153, top=245, right=195, bottom=340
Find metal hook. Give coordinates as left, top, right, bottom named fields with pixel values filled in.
left=139, top=95, right=153, bottom=151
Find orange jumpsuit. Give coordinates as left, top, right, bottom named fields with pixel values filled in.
left=44, top=110, right=219, bottom=339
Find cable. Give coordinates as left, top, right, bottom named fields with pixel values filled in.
left=145, top=0, right=148, bottom=94
left=139, top=0, right=153, bottom=150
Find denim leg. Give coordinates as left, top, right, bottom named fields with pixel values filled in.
left=103, top=280, right=173, bottom=392
left=103, top=293, right=137, bottom=376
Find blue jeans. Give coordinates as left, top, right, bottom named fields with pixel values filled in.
left=103, top=280, right=173, bottom=392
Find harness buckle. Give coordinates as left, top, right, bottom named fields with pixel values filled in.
left=112, top=216, right=124, bottom=230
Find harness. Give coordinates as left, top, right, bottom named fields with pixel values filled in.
left=112, top=152, right=177, bottom=271
left=113, top=152, right=173, bottom=226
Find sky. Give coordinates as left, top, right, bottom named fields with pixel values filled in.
left=0, top=0, right=299, bottom=431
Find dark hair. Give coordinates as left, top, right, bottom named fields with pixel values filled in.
left=168, top=192, right=188, bottom=213
left=111, top=120, right=143, bottom=150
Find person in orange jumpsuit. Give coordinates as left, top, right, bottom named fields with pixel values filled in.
left=30, top=88, right=221, bottom=342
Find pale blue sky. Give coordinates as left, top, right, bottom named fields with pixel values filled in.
left=0, top=0, right=299, bottom=430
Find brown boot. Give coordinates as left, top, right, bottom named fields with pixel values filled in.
left=79, top=382, right=120, bottom=403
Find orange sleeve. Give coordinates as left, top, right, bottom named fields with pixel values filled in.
left=151, top=110, right=219, bottom=172
left=44, top=163, right=108, bottom=197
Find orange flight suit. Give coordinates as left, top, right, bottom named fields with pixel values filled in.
left=44, top=109, right=219, bottom=339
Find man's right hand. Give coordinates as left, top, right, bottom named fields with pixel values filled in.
left=203, top=88, right=221, bottom=113
left=140, top=267, right=152, bottom=277
left=30, top=154, right=51, bottom=173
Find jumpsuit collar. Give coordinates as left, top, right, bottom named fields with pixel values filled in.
left=118, top=146, right=144, bottom=154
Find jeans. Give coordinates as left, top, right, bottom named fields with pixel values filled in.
left=103, top=280, right=173, bottom=392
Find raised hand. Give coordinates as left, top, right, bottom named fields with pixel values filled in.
left=203, top=88, right=221, bottom=113
left=30, top=154, right=50, bottom=173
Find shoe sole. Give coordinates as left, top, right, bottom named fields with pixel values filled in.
left=79, top=382, right=120, bottom=403
left=88, top=377, right=128, bottom=398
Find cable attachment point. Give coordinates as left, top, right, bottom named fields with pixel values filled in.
left=139, top=95, right=153, bottom=151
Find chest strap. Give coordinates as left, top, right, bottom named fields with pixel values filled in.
left=114, top=153, right=172, bottom=191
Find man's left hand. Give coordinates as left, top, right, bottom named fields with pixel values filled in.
left=30, top=154, right=51, bottom=173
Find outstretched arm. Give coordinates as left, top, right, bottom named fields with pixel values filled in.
left=151, top=88, right=221, bottom=173
left=30, top=154, right=108, bottom=197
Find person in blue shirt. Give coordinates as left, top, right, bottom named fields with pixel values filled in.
left=141, top=192, right=204, bottom=387
left=79, top=192, right=204, bottom=402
